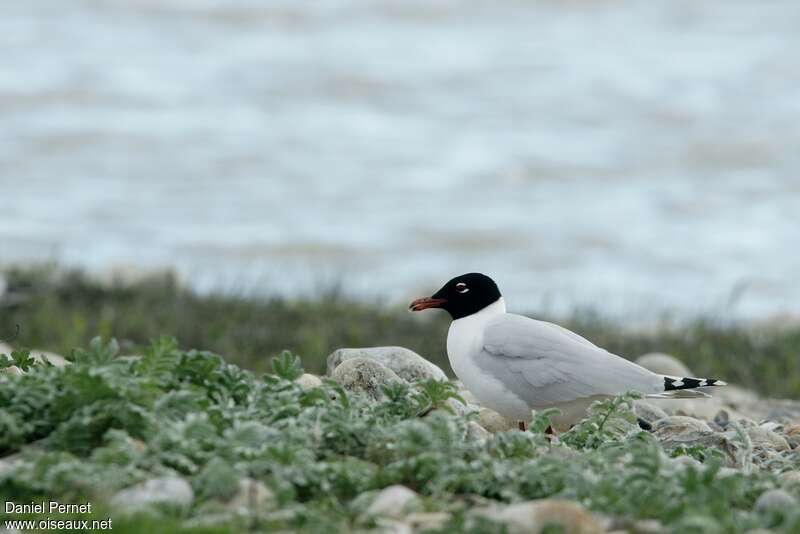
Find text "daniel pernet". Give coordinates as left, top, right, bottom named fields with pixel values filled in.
left=6, top=501, right=93, bottom=514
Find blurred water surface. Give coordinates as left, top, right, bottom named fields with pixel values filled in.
left=1, top=1, right=800, bottom=319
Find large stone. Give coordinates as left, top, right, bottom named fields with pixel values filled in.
left=331, top=358, right=405, bottom=400
left=633, top=401, right=668, bottom=424
left=30, top=350, right=69, bottom=368
left=366, top=485, right=419, bottom=518
left=466, top=421, right=491, bottom=443
left=327, top=347, right=446, bottom=382
left=653, top=416, right=738, bottom=465
left=782, top=423, right=800, bottom=449
left=746, top=427, right=790, bottom=452
left=0, top=365, right=22, bottom=376
left=295, top=373, right=323, bottom=391
left=653, top=416, right=712, bottom=434
left=488, top=499, right=605, bottom=534
left=441, top=397, right=478, bottom=417
left=478, top=408, right=516, bottom=433
left=754, top=489, right=797, bottom=513
left=110, top=476, right=194, bottom=512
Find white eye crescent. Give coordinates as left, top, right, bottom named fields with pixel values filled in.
left=455, top=283, right=469, bottom=294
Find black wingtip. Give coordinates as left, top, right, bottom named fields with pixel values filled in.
left=664, top=376, right=727, bottom=391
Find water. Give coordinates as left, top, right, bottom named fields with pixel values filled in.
left=2, top=1, right=800, bottom=320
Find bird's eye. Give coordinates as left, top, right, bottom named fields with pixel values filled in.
left=455, top=283, right=469, bottom=294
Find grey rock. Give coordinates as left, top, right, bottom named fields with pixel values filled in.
left=366, top=485, right=419, bottom=518
left=714, top=409, right=730, bottom=429
left=782, top=423, right=800, bottom=449
left=734, top=416, right=759, bottom=428
left=711, top=408, right=757, bottom=430
left=327, top=347, right=446, bottom=382
left=746, top=427, right=790, bottom=451
left=754, top=488, right=798, bottom=513
left=110, top=476, right=194, bottom=512
left=443, top=397, right=478, bottom=417
left=653, top=416, right=712, bottom=434
left=331, top=357, right=405, bottom=401
left=653, top=416, right=738, bottom=465
left=635, top=353, right=692, bottom=377
left=30, top=350, right=69, bottom=368
left=670, top=397, right=728, bottom=421
left=295, top=373, right=323, bottom=391
left=0, top=365, right=23, bottom=376
left=633, top=401, right=668, bottom=424
left=760, top=421, right=783, bottom=433
left=466, top=421, right=491, bottom=443
left=707, top=421, right=725, bottom=433
left=482, top=499, right=605, bottom=534
left=477, top=408, right=516, bottom=433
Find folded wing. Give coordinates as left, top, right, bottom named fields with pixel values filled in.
left=479, top=313, right=664, bottom=406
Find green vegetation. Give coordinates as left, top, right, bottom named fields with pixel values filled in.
left=2, top=338, right=799, bottom=533
left=2, top=266, right=800, bottom=397
left=2, top=266, right=800, bottom=531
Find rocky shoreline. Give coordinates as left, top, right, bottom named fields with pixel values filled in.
left=319, top=346, right=800, bottom=532
left=2, top=342, right=799, bottom=533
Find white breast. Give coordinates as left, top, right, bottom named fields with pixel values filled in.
left=447, top=298, right=531, bottom=421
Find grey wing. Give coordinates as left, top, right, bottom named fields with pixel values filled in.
left=480, top=314, right=663, bottom=406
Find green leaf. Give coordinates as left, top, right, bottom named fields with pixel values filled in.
left=530, top=408, right=561, bottom=434
left=270, top=350, right=304, bottom=381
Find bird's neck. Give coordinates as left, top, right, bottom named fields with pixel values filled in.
left=453, top=297, right=506, bottom=324
left=483, top=297, right=507, bottom=316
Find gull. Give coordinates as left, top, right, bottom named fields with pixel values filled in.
left=410, top=273, right=725, bottom=431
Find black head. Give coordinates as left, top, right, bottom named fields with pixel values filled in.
left=409, top=273, right=502, bottom=320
